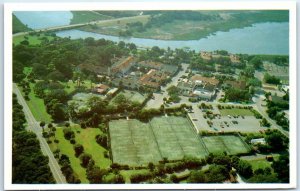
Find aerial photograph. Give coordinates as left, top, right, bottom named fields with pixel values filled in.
left=11, top=8, right=291, bottom=186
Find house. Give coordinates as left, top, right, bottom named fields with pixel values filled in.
left=139, top=69, right=161, bottom=90
left=106, top=88, right=118, bottom=97
left=250, top=138, right=266, bottom=145
left=200, top=51, right=212, bottom=61
left=138, top=61, right=178, bottom=76
left=110, top=56, right=135, bottom=76
left=190, top=75, right=220, bottom=86
left=95, top=84, right=109, bottom=94
left=229, top=54, right=240, bottom=64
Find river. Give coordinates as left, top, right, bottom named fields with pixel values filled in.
left=55, top=22, right=288, bottom=55
left=14, top=11, right=288, bottom=55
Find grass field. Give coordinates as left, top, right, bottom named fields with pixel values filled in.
left=109, top=116, right=208, bottom=166
left=13, top=34, right=55, bottom=45
left=110, top=90, right=147, bottom=105
left=202, top=135, right=250, bottom=155
left=62, top=80, right=96, bottom=94
left=247, top=158, right=272, bottom=170
left=19, top=83, right=52, bottom=123
left=49, top=125, right=110, bottom=183
left=219, top=108, right=254, bottom=116
left=70, top=11, right=113, bottom=24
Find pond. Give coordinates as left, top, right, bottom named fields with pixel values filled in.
left=55, top=22, right=289, bottom=55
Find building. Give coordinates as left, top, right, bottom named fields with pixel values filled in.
left=190, top=75, right=220, bottom=86
left=229, top=54, right=241, bottom=64
left=110, top=56, right=135, bottom=77
left=137, top=61, right=178, bottom=76
left=200, top=51, right=212, bottom=61
left=192, top=83, right=216, bottom=100
left=177, top=81, right=193, bottom=96
left=250, top=138, right=266, bottom=145
left=95, top=84, right=109, bottom=94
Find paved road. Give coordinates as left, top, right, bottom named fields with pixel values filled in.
left=252, top=95, right=289, bottom=137
left=13, top=84, right=66, bottom=184
left=13, top=15, right=150, bottom=37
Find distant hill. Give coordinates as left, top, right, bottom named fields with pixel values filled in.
left=13, top=14, right=32, bottom=34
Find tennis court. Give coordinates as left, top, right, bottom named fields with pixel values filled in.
left=202, top=135, right=250, bottom=155
left=109, top=116, right=208, bottom=166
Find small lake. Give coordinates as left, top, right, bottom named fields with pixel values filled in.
left=14, top=11, right=72, bottom=29
left=56, top=22, right=289, bottom=55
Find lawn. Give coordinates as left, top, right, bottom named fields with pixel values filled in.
left=109, top=116, right=207, bottom=166
left=70, top=11, right=113, bottom=24
left=202, top=135, right=250, bottom=155
left=18, top=83, right=52, bottom=123
left=13, top=33, right=55, bottom=45
left=62, top=80, right=96, bottom=94
left=49, top=125, right=111, bottom=183
left=219, top=108, right=254, bottom=116
left=247, top=158, right=272, bottom=170
left=50, top=127, right=89, bottom=183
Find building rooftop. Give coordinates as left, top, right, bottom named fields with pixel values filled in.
left=191, top=75, right=219, bottom=86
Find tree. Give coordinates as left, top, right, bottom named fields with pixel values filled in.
left=40, top=121, right=46, bottom=132
left=272, top=154, right=289, bottom=183
left=86, top=166, right=107, bottom=183
left=188, top=170, right=207, bottom=183
left=237, top=160, right=253, bottom=179
left=170, top=174, right=179, bottom=183
left=250, top=56, right=263, bottom=69
left=148, top=162, right=155, bottom=172
left=79, top=153, right=92, bottom=168
left=265, top=130, right=287, bottom=151
left=74, top=144, right=84, bottom=157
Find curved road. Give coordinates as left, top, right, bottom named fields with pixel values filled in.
left=13, top=83, right=66, bottom=184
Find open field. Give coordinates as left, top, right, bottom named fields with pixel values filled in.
left=109, top=116, right=207, bottom=166
left=49, top=126, right=89, bottom=183
left=247, top=158, right=272, bottom=170
left=202, top=135, right=250, bottom=155
left=62, top=80, right=96, bottom=94
left=49, top=125, right=110, bottom=183
left=70, top=11, right=113, bottom=24
left=219, top=108, right=254, bottom=116
left=18, top=83, right=52, bottom=123
left=13, top=34, right=55, bottom=45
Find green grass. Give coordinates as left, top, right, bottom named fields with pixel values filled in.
left=219, top=108, right=254, bottom=116
left=74, top=126, right=111, bottom=169
left=202, top=135, right=250, bottom=155
left=13, top=14, right=32, bottom=34
left=247, top=158, right=272, bottom=170
left=19, top=83, right=52, bottom=123
left=23, top=67, right=32, bottom=76
left=120, top=169, right=150, bottom=183
left=13, top=34, right=55, bottom=45
left=70, top=11, right=113, bottom=24
left=62, top=80, right=96, bottom=94
left=50, top=125, right=111, bottom=183
left=110, top=90, right=147, bottom=104
left=50, top=127, right=89, bottom=183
